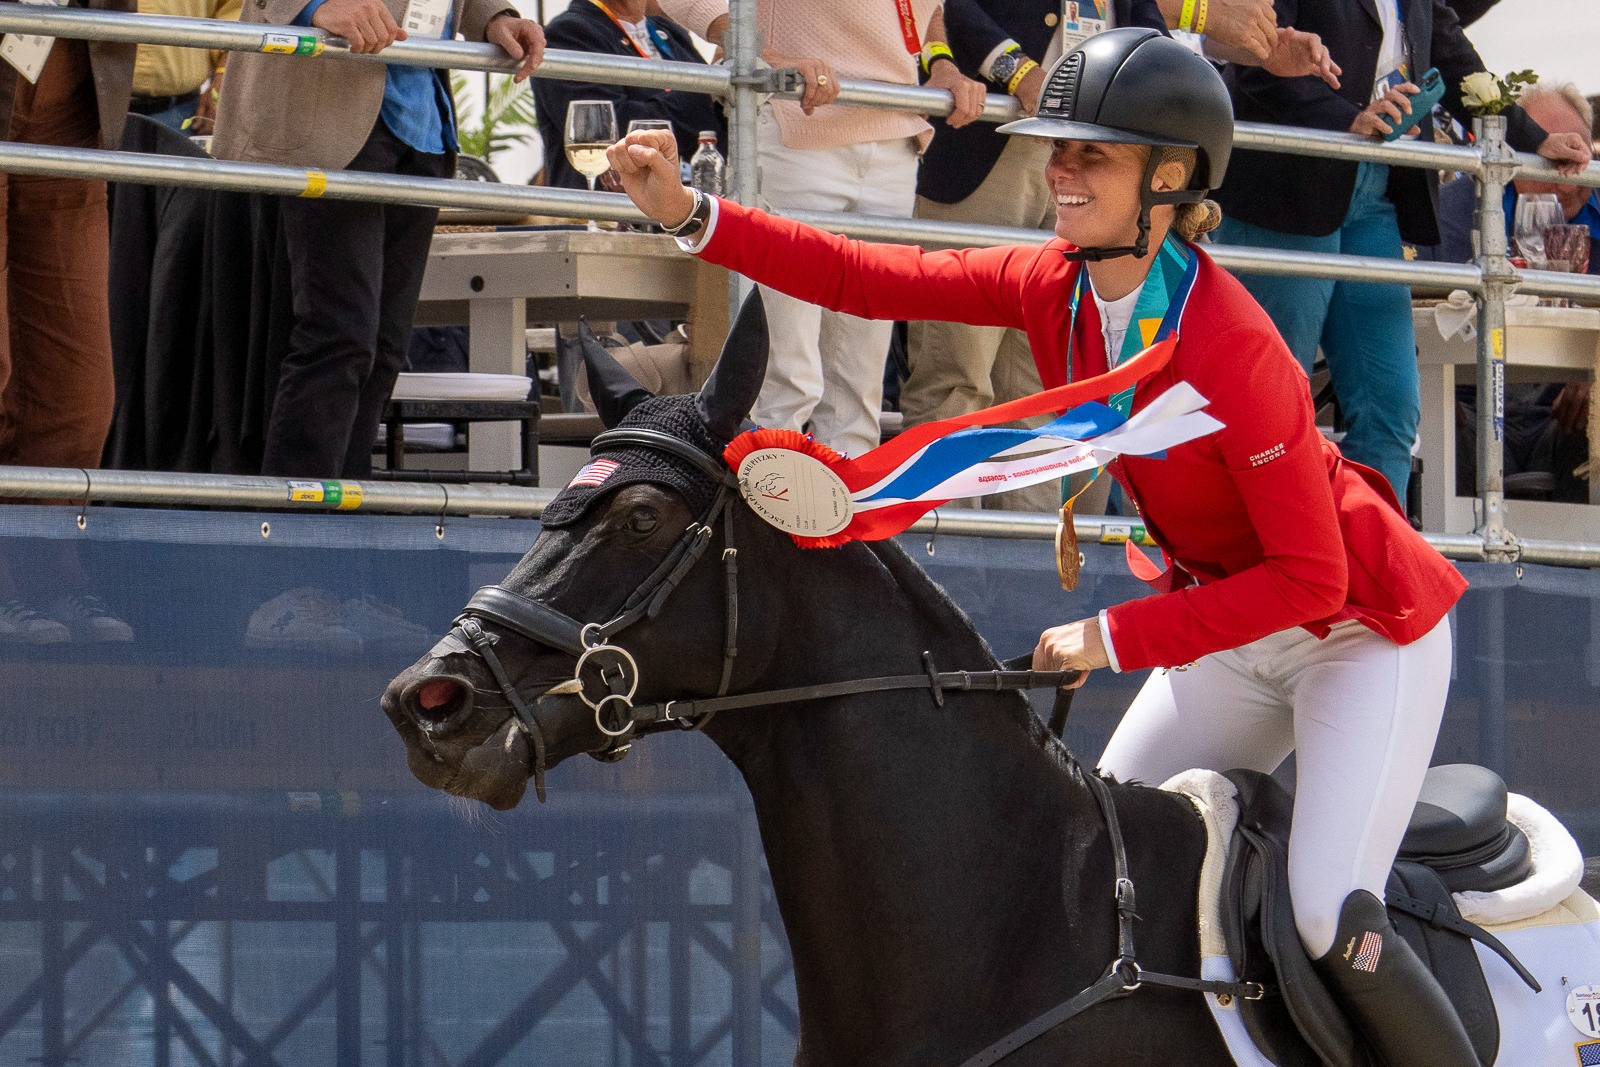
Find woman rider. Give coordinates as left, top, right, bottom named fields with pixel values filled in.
left=606, top=28, right=1472, bottom=1067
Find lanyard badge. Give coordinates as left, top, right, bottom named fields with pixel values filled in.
left=1, top=0, right=70, bottom=85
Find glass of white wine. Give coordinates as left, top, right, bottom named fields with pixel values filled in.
left=565, top=99, right=618, bottom=231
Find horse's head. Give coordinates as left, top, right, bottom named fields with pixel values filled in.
left=380, top=294, right=771, bottom=809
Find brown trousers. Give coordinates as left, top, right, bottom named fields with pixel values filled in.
left=0, top=39, right=114, bottom=470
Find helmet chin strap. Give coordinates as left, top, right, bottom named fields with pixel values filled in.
left=1060, top=151, right=1205, bottom=263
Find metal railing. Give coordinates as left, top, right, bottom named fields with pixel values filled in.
left=6, top=464, right=1600, bottom=568
left=1, top=2, right=1598, bottom=563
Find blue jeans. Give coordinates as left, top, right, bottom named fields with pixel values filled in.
left=141, top=95, right=199, bottom=134
left=1213, top=163, right=1418, bottom=501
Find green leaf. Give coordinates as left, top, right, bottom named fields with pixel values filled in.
left=450, top=73, right=539, bottom=165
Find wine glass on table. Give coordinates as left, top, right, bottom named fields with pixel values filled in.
left=565, top=99, right=618, bottom=231
left=1543, top=224, right=1591, bottom=276
left=1512, top=193, right=1562, bottom=270
left=622, top=120, right=676, bottom=230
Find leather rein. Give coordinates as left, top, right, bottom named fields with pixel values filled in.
left=441, top=425, right=1263, bottom=1062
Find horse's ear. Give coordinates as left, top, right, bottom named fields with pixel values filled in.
left=697, top=288, right=769, bottom=441
left=579, top=319, right=654, bottom=429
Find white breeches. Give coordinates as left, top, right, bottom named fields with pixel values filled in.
left=1097, top=617, right=1454, bottom=957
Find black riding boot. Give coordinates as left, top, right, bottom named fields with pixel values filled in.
left=1312, top=890, right=1479, bottom=1067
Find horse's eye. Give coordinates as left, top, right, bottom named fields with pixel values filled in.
left=627, top=508, right=659, bottom=535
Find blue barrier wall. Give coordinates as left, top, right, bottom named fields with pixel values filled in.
left=0, top=505, right=1596, bottom=1066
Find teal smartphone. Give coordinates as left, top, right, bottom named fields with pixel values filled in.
left=1383, top=68, right=1445, bottom=141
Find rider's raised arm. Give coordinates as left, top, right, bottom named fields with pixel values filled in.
left=687, top=196, right=1041, bottom=331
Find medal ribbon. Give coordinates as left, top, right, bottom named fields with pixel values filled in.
left=592, top=0, right=676, bottom=59
left=724, top=336, right=1226, bottom=548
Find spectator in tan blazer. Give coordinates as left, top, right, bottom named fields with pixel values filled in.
left=212, top=0, right=543, bottom=478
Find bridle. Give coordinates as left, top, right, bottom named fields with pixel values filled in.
left=436, top=424, right=1079, bottom=802
left=448, top=427, right=743, bottom=801
left=432, top=422, right=1265, bottom=1062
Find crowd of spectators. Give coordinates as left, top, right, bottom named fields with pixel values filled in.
left=0, top=0, right=1596, bottom=641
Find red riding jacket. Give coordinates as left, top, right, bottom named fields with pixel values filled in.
left=691, top=200, right=1467, bottom=672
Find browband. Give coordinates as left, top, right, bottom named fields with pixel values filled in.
left=591, top=428, right=737, bottom=486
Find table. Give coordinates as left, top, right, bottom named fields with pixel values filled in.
left=415, top=229, right=697, bottom=471
left=1414, top=304, right=1600, bottom=542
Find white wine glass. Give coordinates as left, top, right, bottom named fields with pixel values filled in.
left=626, top=118, right=672, bottom=135
left=565, top=99, right=619, bottom=231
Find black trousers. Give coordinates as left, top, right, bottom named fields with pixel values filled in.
left=263, top=121, right=449, bottom=479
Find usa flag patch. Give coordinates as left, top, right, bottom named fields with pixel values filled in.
left=1351, top=931, right=1383, bottom=973
left=568, top=459, right=619, bottom=489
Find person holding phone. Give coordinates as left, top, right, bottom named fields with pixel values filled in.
left=608, top=30, right=1487, bottom=1067
left=1208, top=0, right=1589, bottom=506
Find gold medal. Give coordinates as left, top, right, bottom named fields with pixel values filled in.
left=1055, top=499, right=1083, bottom=591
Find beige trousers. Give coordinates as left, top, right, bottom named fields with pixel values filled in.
left=905, top=136, right=1084, bottom=513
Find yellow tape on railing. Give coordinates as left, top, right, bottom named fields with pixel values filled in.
left=259, top=30, right=323, bottom=56
left=301, top=170, right=328, bottom=198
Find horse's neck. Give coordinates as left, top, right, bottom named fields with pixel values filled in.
left=706, top=537, right=1111, bottom=1062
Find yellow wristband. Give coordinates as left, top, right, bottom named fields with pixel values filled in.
left=920, top=40, right=954, bottom=74
left=1192, top=0, right=1208, bottom=35
left=1178, top=0, right=1197, bottom=30
left=1007, top=58, right=1039, bottom=96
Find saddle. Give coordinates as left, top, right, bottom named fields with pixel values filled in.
left=1221, top=764, right=1539, bottom=1067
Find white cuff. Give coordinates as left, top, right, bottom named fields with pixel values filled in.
left=979, top=38, right=1021, bottom=80
left=672, top=194, right=722, bottom=254
left=1097, top=609, right=1123, bottom=674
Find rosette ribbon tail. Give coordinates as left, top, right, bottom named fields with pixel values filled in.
left=723, top=338, right=1224, bottom=548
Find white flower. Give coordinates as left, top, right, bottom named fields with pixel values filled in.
left=1461, top=71, right=1500, bottom=110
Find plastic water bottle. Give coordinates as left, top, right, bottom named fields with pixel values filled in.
left=689, top=131, right=725, bottom=197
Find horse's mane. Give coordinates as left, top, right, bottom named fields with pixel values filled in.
left=861, top=538, right=1065, bottom=758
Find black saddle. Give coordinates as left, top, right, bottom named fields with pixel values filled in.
left=1221, top=764, right=1540, bottom=1067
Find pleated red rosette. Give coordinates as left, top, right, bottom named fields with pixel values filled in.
left=723, top=428, right=858, bottom=548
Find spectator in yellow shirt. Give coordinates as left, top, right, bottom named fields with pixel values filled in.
left=130, top=0, right=242, bottom=135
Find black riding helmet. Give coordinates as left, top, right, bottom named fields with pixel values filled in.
left=998, top=27, right=1234, bottom=260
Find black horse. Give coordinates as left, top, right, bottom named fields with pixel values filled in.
left=379, top=298, right=1247, bottom=1065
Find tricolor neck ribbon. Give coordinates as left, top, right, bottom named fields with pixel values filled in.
left=723, top=336, right=1225, bottom=548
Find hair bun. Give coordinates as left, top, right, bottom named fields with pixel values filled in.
left=1175, top=198, right=1223, bottom=240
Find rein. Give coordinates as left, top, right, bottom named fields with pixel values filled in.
left=440, top=423, right=1261, bottom=1063
left=956, top=765, right=1263, bottom=1066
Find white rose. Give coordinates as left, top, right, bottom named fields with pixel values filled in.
left=1461, top=72, right=1500, bottom=110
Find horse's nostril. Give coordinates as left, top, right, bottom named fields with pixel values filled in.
left=418, top=678, right=460, bottom=713
left=409, top=676, right=470, bottom=732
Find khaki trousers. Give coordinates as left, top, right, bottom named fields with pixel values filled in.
left=0, top=40, right=114, bottom=470
left=905, top=136, right=1094, bottom=513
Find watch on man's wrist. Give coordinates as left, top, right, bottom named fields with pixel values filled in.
left=989, top=46, right=1025, bottom=87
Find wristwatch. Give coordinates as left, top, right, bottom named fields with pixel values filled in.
left=664, top=188, right=713, bottom=241
left=989, top=46, right=1025, bottom=87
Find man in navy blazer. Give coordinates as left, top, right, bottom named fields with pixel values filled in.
left=533, top=0, right=724, bottom=190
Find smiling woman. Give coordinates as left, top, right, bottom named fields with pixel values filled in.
left=596, top=27, right=1498, bottom=1067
